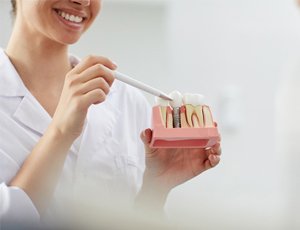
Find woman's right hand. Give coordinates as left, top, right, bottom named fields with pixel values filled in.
left=51, top=55, right=117, bottom=141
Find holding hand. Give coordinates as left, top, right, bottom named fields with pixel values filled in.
left=51, top=56, right=117, bottom=140
left=141, top=128, right=221, bottom=190
left=136, top=128, right=221, bottom=211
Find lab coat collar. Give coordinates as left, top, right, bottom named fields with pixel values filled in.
left=0, top=48, right=51, bottom=134
left=13, top=92, right=52, bottom=135
left=0, top=48, right=27, bottom=97
left=0, top=47, right=119, bottom=135
left=0, top=49, right=118, bottom=97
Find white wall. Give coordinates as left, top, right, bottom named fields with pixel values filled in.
left=0, top=1, right=13, bottom=46
left=165, top=0, right=300, bottom=229
left=1, top=0, right=300, bottom=229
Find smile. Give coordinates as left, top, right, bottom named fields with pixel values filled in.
left=56, top=10, right=84, bottom=23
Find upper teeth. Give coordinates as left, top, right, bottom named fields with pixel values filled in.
left=58, top=10, right=83, bottom=23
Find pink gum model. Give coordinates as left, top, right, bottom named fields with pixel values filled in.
left=149, top=105, right=220, bottom=148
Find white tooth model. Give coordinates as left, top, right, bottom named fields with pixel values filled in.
left=169, top=91, right=183, bottom=128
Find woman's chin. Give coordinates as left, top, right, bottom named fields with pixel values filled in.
left=55, top=35, right=81, bottom=46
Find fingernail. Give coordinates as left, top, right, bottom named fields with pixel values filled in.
left=112, top=62, right=118, bottom=69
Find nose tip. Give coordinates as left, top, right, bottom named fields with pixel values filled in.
left=70, top=0, right=90, bottom=6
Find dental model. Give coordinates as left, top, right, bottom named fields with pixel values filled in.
left=150, top=91, right=220, bottom=148
left=183, top=93, right=205, bottom=128
left=155, top=97, right=173, bottom=128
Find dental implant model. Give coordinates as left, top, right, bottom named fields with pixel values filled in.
left=150, top=91, right=220, bottom=148
left=169, top=91, right=183, bottom=128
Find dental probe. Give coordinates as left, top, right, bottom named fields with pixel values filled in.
left=114, top=71, right=173, bottom=101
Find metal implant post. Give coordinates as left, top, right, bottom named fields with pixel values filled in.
left=173, top=107, right=181, bottom=128
left=169, top=91, right=183, bottom=129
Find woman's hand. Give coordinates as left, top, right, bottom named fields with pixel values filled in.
left=51, top=55, right=117, bottom=140
left=136, top=128, right=221, bottom=210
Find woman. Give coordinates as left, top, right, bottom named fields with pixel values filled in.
left=0, top=0, right=221, bottom=227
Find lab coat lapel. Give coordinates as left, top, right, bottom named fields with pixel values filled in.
left=74, top=89, right=121, bottom=188
left=13, top=92, right=52, bottom=135
left=72, top=92, right=121, bottom=202
left=0, top=48, right=52, bottom=135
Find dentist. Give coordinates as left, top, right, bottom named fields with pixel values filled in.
left=0, top=0, right=221, bottom=227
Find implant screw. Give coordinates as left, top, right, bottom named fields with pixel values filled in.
left=173, top=107, right=181, bottom=128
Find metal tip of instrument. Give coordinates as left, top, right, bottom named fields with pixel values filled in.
left=160, top=93, right=173, bottom=101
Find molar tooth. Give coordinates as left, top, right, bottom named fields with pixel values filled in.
left=185, top=104, right=194, bottom=127
left=203, top=106, right=214, bottom=127
left=183, top=93, right=205, bottom=128
left=183, top=93, right=204, bottom=106
left=192, top=114, right=200, bottom=128
left=194, top=106, right=204, bottom=127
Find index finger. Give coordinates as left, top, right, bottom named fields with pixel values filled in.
left=70, top=55, right=117, bottom=75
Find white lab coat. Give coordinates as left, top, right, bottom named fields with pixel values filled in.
left=0, top=48, right=151, bottom=227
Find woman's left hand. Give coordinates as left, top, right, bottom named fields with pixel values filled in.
left=140, top=128, right=221, bottom=195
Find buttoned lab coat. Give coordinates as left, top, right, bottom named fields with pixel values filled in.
left=0, top=49, right=151, bottom=225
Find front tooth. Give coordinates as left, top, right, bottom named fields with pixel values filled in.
left=65, top=14, right=70, bottom=20
left=70, top=15, right=75, bottom=22
left=75, top=16, right=82, bottom=23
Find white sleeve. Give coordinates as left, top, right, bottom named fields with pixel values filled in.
left=0, top=183, right=40, bottom=227
left=0, top=149, right=40, bottom=226
left=135, top=96, right=152, bottom=191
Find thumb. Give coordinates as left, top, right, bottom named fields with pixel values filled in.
left=140, top=128, right=152, bottom=145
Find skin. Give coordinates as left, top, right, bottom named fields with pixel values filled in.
left=137, top=129, right=221, bottom=210
left=6, top=0, right=221, bottom=216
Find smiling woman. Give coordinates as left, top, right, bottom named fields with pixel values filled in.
left=0, top=0, right=221, bottom=228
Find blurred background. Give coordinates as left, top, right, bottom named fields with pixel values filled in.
left=1, top=0, right=300, bottom=229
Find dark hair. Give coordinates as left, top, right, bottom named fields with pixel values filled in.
left=11, top=0, right=16, bottom=15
